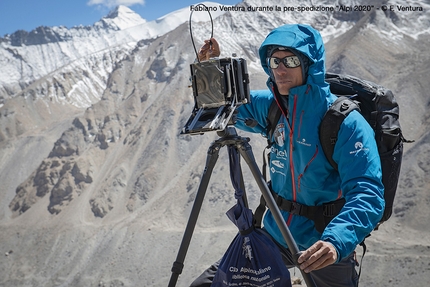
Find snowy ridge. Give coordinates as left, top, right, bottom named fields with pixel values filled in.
left=368, top=0, right=430, bottom=41
left=0, top=2, right=230, bottom=104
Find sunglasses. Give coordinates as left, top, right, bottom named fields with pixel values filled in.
left=267, top=56, right=301, bottom=69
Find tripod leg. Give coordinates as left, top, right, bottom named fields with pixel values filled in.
left=168, top=142, right=222, bottom=287
left=236, top=140, right=317, bottom=287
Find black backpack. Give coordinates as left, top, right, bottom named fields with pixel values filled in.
left=263, top=73, right=412, bottom=229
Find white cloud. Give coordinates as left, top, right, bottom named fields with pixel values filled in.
left=87, top=0, right=145, bottom=8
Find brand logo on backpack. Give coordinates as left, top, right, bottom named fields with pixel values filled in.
left=350, top=141, right=369, bottom=154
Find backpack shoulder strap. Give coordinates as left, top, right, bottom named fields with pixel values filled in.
left=254, top=99, right=282, bottom=228
left=319, top=96, right=360, bottom=170
left=267, top=99, right=282, bottom=143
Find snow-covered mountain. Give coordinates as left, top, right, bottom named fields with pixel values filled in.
left=0, top=2, right=230, bottom=107
left=1, top=0, right=430, bottom=286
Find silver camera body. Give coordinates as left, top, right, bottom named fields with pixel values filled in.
left=181, top=57, right=250, bottom=135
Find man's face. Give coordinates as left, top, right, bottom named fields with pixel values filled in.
left=271, top=50, right=304, bottom=95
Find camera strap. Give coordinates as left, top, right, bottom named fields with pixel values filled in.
left=189, top=3, right=214, bottom=63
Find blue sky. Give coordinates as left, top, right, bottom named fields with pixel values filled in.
left=0, top=0, right=240, bottom=37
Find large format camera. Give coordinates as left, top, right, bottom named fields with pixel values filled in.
left=181, top=57, right=250, bottom=135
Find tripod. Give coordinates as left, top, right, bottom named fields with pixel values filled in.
left=168, top=127, right=316, bottom=287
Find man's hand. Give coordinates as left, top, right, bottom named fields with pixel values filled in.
left=198, top=37, right=220, bottom=61
left=298, top=241, right=338, bottom=273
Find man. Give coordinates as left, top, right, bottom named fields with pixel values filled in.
left=192, top=24, right=384, bottom=287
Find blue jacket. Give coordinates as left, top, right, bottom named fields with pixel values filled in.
left=235, top=24, right=384, bottom=261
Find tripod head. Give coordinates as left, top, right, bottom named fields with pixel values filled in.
left=216, top=126, right=238, bottom=138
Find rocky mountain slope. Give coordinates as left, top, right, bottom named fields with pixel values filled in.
left=1, top=0, right=429, bottom=286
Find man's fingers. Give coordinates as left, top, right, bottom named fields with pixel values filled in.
left=298, top=241, right=322, bottom=263
left=198, top=42, right=210, bottom=54
left=298, top=241, right=337, bottom=273
left=198, top=38, right=220, bottom=61
left=209, top=37, right=220, bottom=52
left=298, top=245, right=323, bottom=271
left=300, top=252, right=333, bottom=273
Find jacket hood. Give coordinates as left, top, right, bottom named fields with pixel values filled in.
left=259, top=24, right=327, bottom=87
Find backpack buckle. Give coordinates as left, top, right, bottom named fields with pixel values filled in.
left=290, top=202, right=302, bottom=215
left=322, top=198, right=345, bottom=217
left=323, top=203, right=336, bottom=217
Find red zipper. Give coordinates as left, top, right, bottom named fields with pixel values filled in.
left=286, top=95, right=298, bottom=226
left=296, top=110, right=304, bottom=140
left=337, top=189, right=343, bottom=199
left=298, top=146, right=318, bottom=192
